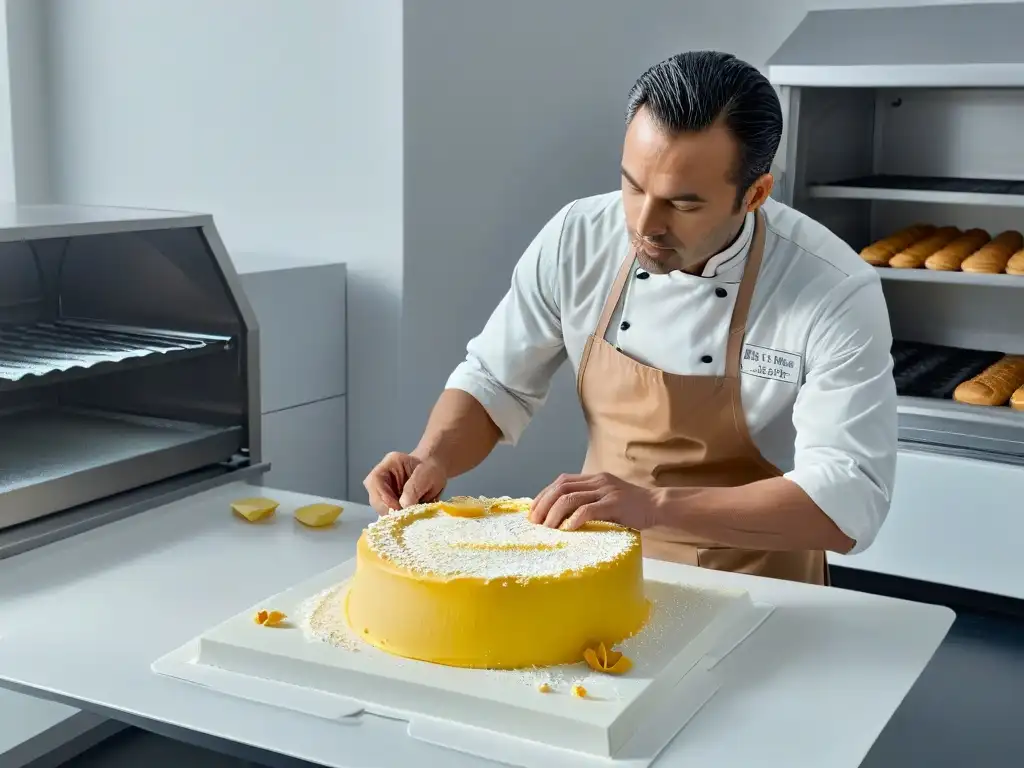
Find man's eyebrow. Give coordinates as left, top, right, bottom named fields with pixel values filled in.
left=620, top=167, right=706, bottom=203
left=620, top=167, right=642, bottom=189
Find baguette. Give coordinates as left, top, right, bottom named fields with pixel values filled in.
left=1011, top=384, right=1024, bottom=410
left=961, top=230, right=1024, bottom=274
left=1005, top=249, right=1024, bottom=276
left=953, top=354, right=1024, bottom=406
left=859, top=224, right=935, bottom=267
left=889, top=226, right=961, bottom=269
left=924, top=228, right=990, bottom=271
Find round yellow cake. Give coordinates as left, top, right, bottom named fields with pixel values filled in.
left=344, top=496, right=650, bottom=669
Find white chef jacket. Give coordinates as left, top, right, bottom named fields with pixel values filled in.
left=446, top=191, right=898, bottom=553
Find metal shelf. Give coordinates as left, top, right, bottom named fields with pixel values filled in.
left=898, top=396, right=1024, bottom=461
left=0, top=320, right=232, bottom=390
left=0, top=407, right=243, bottom=530
left=892, top=341, right=1024, bottom=459
left=808, top=175, right=1024, bottom=208
left=875, top=268, right=1024, bottom=288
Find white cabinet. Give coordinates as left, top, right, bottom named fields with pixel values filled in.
left=262, top=396, right=348, bottom=500
left=240, top=262, right=347, bottom=415
left=830, top=449, right=1024, bottom=599
left=240, top=263, right=348, bottom=501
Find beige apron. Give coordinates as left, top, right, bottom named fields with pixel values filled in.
left=577, top=211, right=828, bottom=585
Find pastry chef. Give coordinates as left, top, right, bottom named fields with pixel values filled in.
left=364, top=50, right=898, bottom=584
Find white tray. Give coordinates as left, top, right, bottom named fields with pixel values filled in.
left=153, top=559, right=773, bottom=767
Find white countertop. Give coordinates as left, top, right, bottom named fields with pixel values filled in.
left=0, top=482, right=954, bottom=767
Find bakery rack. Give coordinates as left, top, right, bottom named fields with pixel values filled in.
left=768, top=3, right=1024, bottom=601
left=0, top=204, right=263, bottom=552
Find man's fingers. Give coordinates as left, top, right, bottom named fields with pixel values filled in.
left=368, top=489, right=399, bottom=515
left=543, top=490, right=602, bottom=529
left=531, top=477, right=598, bottom=523
left=559, top=500, right=613, bottom=531
left=399, top=463, right=441, bottom=509
left=529, top=474, right=600, bottom=524
left=363, top=464, right=401, bottom=515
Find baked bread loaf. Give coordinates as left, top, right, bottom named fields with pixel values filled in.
left=860, top=224, right=935, bottom=267
left=924, top=229, right=990, bottom=271
left=1011, top=384, right=1024, bottom=410
left=889, top=226, right=961, bottom=269
left=1005, top=249, right=1024, bottom=276
left=954, top=354, right=1024, bottom=406
left=961, top=230, right=1024, bottom=274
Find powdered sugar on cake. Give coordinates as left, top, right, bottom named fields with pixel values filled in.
left=365, top=496, right=638, bottom=582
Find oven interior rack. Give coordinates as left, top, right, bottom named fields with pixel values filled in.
left=0, top=319, right=233, bottom=390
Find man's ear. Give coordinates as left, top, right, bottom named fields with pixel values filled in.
left=743, top=173, right=775, bottom=211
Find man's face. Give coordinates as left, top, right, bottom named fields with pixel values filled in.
left=620, top=107, right=772, bottom=275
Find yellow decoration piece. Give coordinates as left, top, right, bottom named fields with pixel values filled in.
left=436, top=497, right=487, bottom=517
left=571, top=684, right=587, bottom=699
left=582, top=642, right=633, bottom=675
left=537, top=682, right=552, bottom=693
left=254, top=609, right=287, bottom=627
left=232, top=497, right=279, bottom=522
left=294, top=503, right=344, bottom=528
left=344, top=496, right=650, bottom=669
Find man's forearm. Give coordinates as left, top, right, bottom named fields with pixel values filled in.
left=411, top=389, right=503, bottom=478
left=652, top=477, right=855, bottom=553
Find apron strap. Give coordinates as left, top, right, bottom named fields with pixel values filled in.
left=594, top=249, right=638, bottom=340
left=725, top=209, right=767, bottom=379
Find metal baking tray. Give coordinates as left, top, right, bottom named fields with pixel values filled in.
left=0, top=407, right=243, bottom=530
left=892, top=340, right=1004, bottom=400
left=0, top=320, right=232, bottom=391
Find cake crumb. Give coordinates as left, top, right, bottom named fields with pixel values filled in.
left=254, top=609, right=287, bottom=627
left=571, top=684, right=587, bottom=698
left=536, top=682, right=552, bottom=693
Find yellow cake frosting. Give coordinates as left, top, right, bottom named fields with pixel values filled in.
left=344, top=496, right=650, bottom=669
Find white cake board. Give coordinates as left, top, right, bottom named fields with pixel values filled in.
left=153, top=559, right=773, bottom=767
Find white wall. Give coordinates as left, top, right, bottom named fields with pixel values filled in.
left=0, top=5, right=13, bottom=201
left=4, top=0, right=49, bottom=204
left=37, top=0, right=404, bottom=496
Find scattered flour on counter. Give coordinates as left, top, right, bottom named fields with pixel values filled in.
left=622, top=580, right=712, bottom=658
left=300, top=582, right=361, bottom=653
left=300, top=579, right=713, bottom=699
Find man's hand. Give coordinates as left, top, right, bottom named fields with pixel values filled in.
left=528, top=473, right=659, bottom=531
left=363, top=452, right=447, bottom=516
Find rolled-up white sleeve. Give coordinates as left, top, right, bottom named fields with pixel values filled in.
left=784, top=272, right=898, bottom=553
left=445, top=203, right=571, bottom=445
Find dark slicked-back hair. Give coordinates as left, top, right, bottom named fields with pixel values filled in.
left=625, top=51, right=782, bottom=206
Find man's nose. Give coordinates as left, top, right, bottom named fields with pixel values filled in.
left=635, top=197, right=669, bottom=238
